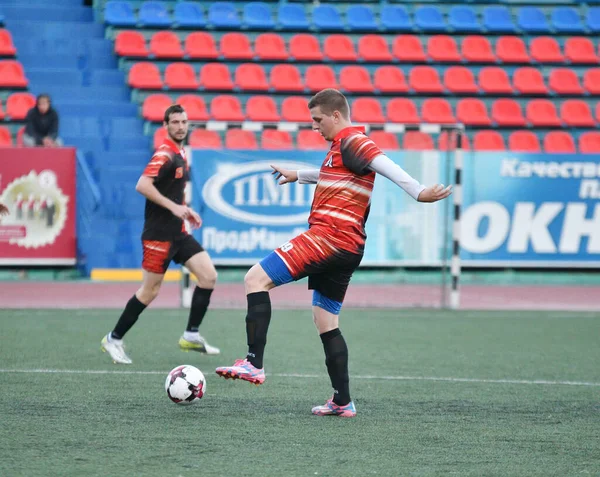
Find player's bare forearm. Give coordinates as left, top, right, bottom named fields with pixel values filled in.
left=135, top=175, right=177, bottom=213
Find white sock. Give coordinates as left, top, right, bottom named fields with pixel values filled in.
left=184, top=331, right=199, bottom=341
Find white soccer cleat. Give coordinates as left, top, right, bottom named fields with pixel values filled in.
left=179, top=334, right=221, bottom=355
left=101, top=334, right=132, bottom=364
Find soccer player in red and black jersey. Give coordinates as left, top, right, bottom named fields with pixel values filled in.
left=101, top=105, right=220, bottom=364
left=216, top=89, right=452, bottom=417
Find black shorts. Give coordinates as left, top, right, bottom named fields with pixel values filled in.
left=141, top=234, right=204, bottom=274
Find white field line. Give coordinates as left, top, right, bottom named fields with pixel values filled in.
left=0, top=369, right=598, bottom=387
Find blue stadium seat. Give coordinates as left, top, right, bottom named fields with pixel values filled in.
left=551, top=7, right=584, bottom=33
left=104, top=1, right=136, bottom=26
left=448, top=6, right=481, bottom=33
left=174, top=2, right=206, bottom=28
left=517, top=7, right=550, bottom=33
left=380, top=6, right=412, bottom=32
left=312, top=5, right=344, bottom=31
left=243, top=2, right=275, bottom=29
left=482, top=6, right=516, bottom=33
left=346, top=6, right=378, bottom=32
left=209, top=2, right=241, bottom=29
left=277, top=4, right=309, bottom=30
left=587, top=7, right=600, bottom=33
left=138, top=1, right=171, bottom=27
left=414, top=6, right=446, bottom=32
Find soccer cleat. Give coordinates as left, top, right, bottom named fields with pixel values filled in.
left=311, top=398, right=357, bottom=418
left=215, top=358, right=265, bottom=385
left=179, top=335, right=220, bottom=355
left=101, top=334, right=132, bottom=364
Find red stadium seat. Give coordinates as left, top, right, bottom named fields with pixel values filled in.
left=246, top=96, right=280, bottom=122
left=153, top=128, right=167, bottom=149
left=444, top=66, right=478, bottom=93
left=289, top=34, right=323, bottom=61
left=393, top=35, right=426, bottom=62
left=403, top=132, right=434, bottom=150
left=305, top=65, right=337, bottom=92
left=150, top=31, right=183, bottom=59
left=427, top=35, right=461, bottom=62
left=351, top=98, right=385, bottom=123
left=549, top=68, right=584, bottom=94
left=164, top=63, right=198, bottom=89
left=324, top=35, right=357, bottom=61
left=339, top=66, right=374, bottom=93
left=583, top=69, right=600, bottom=94
left=114, top=31, right=148, bottom=57
left=456, top=99, right=491, bottom=126
left=496, top=36, right=530, bottom=63
left=438, top=131, right=470, bottom=151
left=210, top=95, right=245, bottom=121
left=269, top=64, right=304, bottom=92
left=225, top=129, right=258, bottom=149
left=564, top=38, right=599, bottom=64
left=281, top=97, right=310, bottom=122
left=530, top=37, right=564, bottom=63
left=189, top=129, right=222, bottom=149
left=526, top=99, right=561, bottom=127
left=387, top=98, right=419, bottom=123
left=421, top=98, right=455, bottom=124
left=0, top=126, right=12, bottom=146
left=509, top=131, right=541, bottom=152
left=358, top=35, right=392, bottom=62
left=491, top=99, right=526, bottom=126
left=235, top=63, right=269, bottom=91
left=128, top=62, right=162, bottom=89
left=255, top=33, right=288, bottom=60
left=368, top=131, right=399, bottom=150
left=0, top=60, right=27, bottom=87
left=297, top=130, right=328, bottom=150
left=142, top=94, right=172, bottom=121
left=176, top=95, right=209, bottom=121
left=184, top=32, right=218, bottom=59
left=578, top=132, right=600, bottom=154
left=16, top=126, right=24, bottom=147
left=199, top=63, right=233, bottom=90
left=6, top=92, right=35, bottom=120
left=374, top=66, right=408, bottom=93
left=473, top=131, right=506, bottom=151
left=513, top=67, right=548, bottom=94
left=220, top=33, right=253, bottom=60
left=543, top=131, right=576, bottom=153
left=478, top=67, right=513, bottom=94
left=0, top=29, right=16, bottom=56
left=409, top=66, right=443, bottom=93
left=461, top=36, right=495, bottom=63
left=560, top=100, right=595, bottom=127
left=261, top=130, right=293, bottom=150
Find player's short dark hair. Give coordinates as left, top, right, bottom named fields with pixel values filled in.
left=308, top=89, right=350, bottom=119
left=164, top=104, right=186, bottom=123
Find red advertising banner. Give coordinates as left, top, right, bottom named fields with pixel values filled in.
left=0, top=147, right=76, bottom=265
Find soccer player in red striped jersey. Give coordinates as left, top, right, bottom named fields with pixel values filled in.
left=216, top=89, right=452, bottom=417
left=101, top=105, right=220, bottom=364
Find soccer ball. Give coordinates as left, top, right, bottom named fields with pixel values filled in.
left=165, top=365, right=206, bottom=405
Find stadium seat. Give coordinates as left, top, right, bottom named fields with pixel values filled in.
left=444, top=67, right=478, bottom=94
left=115, top=31, right=148, bottom=57
left=351, top=98, right=385, bottom=123
left=448, top=6, right=481, bottom=33
left=370, top=131, right=400, bottom=150
left=560, top=100, right=595, bottom=127
left=289, top=34, right=323, bottom=61
left=243, top=2, right=275, bottom=30
left=142, top=94, right=172, bottom=121
left=421, top=98, right=455, bottom=124
left=297, top=130, right=328, bottom=150
left=586, top=7, right=600, bottom=33
left=578, top=132, right=600, bottom=154
left=153, top=127, right=167, bottom=149
left=414, top=6, right=445, bottom=32
left=104, top=1, right=137, bottom=27
left=340, top=66, right=374, bottom=93
left=380, top=5, right=413, bottom=32
left=478, top=67, right=514, bottom=94
left=281, top=97, right=310, bottom=122
left=255, top=33, right=288, bottom=60
left=199, top=63, right=233, bottom=90
left=261, top=130, right=292, bottom=150
left=552, top=7, right=584, bottom=34
left=0, top=126, right=12, bottom=146
left=438, top=131, right=470, bottom=151
left=393, top=36, right=426, bottom=62
left=305, top=65, right=337, bottom=92
left=189, top=129, right=222, bottom=148
left=277, top=4, right=309, bottom=31
left=549, top=68, right=584, bottom=95
left=211, top=95, right=244, bottom=121
left=209, top=2, right=241, bottom=29
left=530, top=37, right=563, bottom=63
left=403, top=132, right=434, bottom=150
left=427, top=36, right=461, bottom=62
left=584, top=69, right=600, bottom=94
left=461, top=36, right=495, bottom=63
left=496, top=36, right=530, bottom=64
left=544, top=131, right=576, bottom=153
left=139, top=1, right=171, bottom=28
left=177, top=95, right=209, bottom=121
left=235, top=63, right=269, bottom=91
left=509, top=131, right=541, bottom=152
left=387, top=98, right=419, bottom=123
left=0, top=29, right=16, bottom=56
left=526, top=99, right=561, bottom=127
left=324, top=35, right=357, bottom=62
left=164, top=63, right=198, bottom=89
left=518, top=7, right=550, bottom=34
left=473, top=131, right=506, bottom=151
left=456, top=99, right=491, bottom=126
left=226, top=129, right=258, bottom=149
left=409, top=66, right=443, bottom=93
left=0, top=60, right=27, bottom=87
left=374, top=66, right=408, bottom=93
left=6, top=92, right=35, bottom=120
left=347, top=5, right=377, bottom=31
left=513, top=67, right=548, bottom=94
left=128, top=62, right=162, bottom=89
left=312, top=5, right=344, bottom=31
left=492, top=99, right=526, bottom=126
left=174, top=2, right=206, bottom=28
left=150, top=32, right=183, bottom=59
left=358, top=35, right=392, bottom=62
left=269, top=64, right=304, bottom=92
left=184, top=32, right=218, bottom=59
left=220, top=32, right=253, bottom=60
left=564, top=38, right=598, bottom=64
left=16, top=127, right=25, bottom=147
left=246, top=96, right=280, bottom=122
left=483, top=6, right=516, bottom=33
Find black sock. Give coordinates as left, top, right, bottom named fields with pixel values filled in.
left=245, top=291, right=271, bottom=369
left=186, top=287, right=213, bottom=332
left=320, top=328, right=351, bottom=406
left=111, top=295, right=147, bottom=340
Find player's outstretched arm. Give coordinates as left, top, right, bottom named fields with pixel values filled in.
left=417, top=184, right=453, bottom=203
left=271, top=165, right=320, bottom=185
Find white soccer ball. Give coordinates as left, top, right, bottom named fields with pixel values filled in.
left=165, top=365, right=206, bottom=405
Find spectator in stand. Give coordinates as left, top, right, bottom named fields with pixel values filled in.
left=23, top=94, right=62, bottom=147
